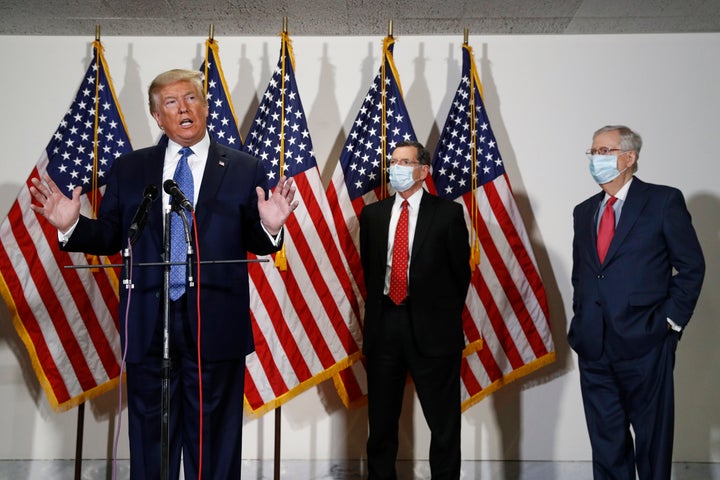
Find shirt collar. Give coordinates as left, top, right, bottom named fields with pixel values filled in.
left=394, top=188, right=424, bottom=211
left=167, top=131, right=211, bottom=160
left=604, top=176, right=633, bottom=204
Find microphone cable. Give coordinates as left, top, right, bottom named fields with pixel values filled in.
left=191, top=212, right=204, bottom=480
left=112, top=238, right=133, bottom=480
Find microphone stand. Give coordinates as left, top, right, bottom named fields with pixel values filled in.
left=159, top=199, right=194, bottom=480
left=160, top=204, right=172, bottom=480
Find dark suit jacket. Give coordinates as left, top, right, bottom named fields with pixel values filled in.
left=63, top=137, right=280, bottom=363
left=568, top=176, right=705, bottom=361
left=360, top=190, right=471, bottom=357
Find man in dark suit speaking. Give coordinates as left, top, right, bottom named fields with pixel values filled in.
left=568, top=125, right=704, bottom=480
left=29, top=69, right=298, bottom=479
left=360, top=141, right=471, bottom=480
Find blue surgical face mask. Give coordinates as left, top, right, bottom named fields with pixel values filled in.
left=588, top=154, right=626, bottom=184
left=388, top=164, right=418, bottom=192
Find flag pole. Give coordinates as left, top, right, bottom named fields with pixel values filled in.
left=274, top=18, right=289, bottom=270
left=272, top=22, right=288, bottom=480
left=463, top=30, right=481, bottom=269
left=379, top=20, right=393, bottom=199
left=74, top=402, right=85, bottom=480
left=73, top=27, right=104, bottom=480
left=204, top=26, right=213, bottom=97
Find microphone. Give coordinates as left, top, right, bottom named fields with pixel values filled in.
left=163, top=179, right=193, bottom=212
left=128, top=184, right=159, bottom=245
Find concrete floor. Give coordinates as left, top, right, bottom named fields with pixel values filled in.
left=0, top=460, right=719, bottom=479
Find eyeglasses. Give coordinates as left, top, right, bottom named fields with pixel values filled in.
left=389, top=159, right=420, bottom=167
left=585, top=147, right=625, bottom=156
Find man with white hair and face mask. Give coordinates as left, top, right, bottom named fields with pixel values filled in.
left=568, top=125, right=705, bottom=480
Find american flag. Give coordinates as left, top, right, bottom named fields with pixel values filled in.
left=201, top=38, right=243, bottom=149
left=326, top=35, right=417, bottom=407
left=432, top=43, right=555, bottom=409
left=241, top=32, right=363, bottom=414
left=0, top=40, right=132, bottom=411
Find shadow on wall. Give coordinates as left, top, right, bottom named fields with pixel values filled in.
left=457, top=41, right=574, bottom=477
left=675, top=192, right=720, bottom=464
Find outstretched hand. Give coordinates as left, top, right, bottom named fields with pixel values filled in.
left=256, top=175, right=299, bottom=236
left=29, top=174, right=82, bottom=233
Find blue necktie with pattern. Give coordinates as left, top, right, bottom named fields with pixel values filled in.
left=169, top=147, right=194, bottom=300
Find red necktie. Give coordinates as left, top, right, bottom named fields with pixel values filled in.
left=597, top=196, right=617, bottom=264
left=388, top=200, right=409, bottom=305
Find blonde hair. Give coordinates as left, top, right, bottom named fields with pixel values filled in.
left=148, top=69, right=206, bottom=113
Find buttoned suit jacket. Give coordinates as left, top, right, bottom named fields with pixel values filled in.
left=568, top=176, right=704, bottom=361
left=63, top=137, right=280, bottom=363
left=360, top=190, right=471, bottom=357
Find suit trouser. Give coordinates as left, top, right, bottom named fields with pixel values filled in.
left=366, top=300, right=462, bottom=480
left=125, top=297, right=246, bottom=480
left=578, top=331, right=679, bottom=480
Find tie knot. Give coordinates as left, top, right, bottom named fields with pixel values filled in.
left=606, top=196, right=617, bottom=207
left=401, top=200, right=408, bottom=209
left=179, top=147, right=193, bottom=159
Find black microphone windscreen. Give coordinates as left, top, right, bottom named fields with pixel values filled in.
left=163, top=179, right=177, bottom=195
left=145, top=184, right=159, bottom=200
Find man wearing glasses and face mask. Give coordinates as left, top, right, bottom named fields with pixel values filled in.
left=568, top=125, right=705, bottom=480
left=359, top=141, right=471, bottom=480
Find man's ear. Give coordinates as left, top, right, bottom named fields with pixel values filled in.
left=151, top=111, right=162, bottom=128
left=627, top=150, right=638, bottom=168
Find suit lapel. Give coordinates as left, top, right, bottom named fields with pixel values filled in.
left=378, top=195, right=394, bottom=250
left=411, top=191, right=436, bottom=262
left=586, top=191, right=605, bottom=265
left=603, top=177, right=648, bottom=263
left=147, top=141, right=168, bottom=250
left=195, top=141, right=231, bottom=232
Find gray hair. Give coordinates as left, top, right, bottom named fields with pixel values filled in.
left=148, top=69, right=206, bottom=114
left=593, top=125, right=642, bottom=172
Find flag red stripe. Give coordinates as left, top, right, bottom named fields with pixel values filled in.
left=298, top=180, right=363, bottom=323
left=291, top=179, right=361, bottom=355
left=274, top=238, right=339, bottom=371
left=488, top=176, right=550, bottom=318
left=337, top=361, right=364, bottom=401
left=480, top=183, right=549, bottom=358
left=243, top=365, right=263, bottom=410
left=326, top=183, right=365, bottom=296
left=461, top=302, right=482, bottom=344
left=247, top=310, right=288, bottom=405
left=249, top=261, right=313, bottom=383
left=34, top=207, right=120, bottom=382
left=10, top=203, right=100, bottom=392
left=463, top=191, right=547, bottom=360
left=477, top=338, right=503, bottom=383
left=460, top=356, right=482, bottom=394
left=18, top=251, right=96, bottom=393
left=470, top=265, right=525, bottom=370
left=0, top=227, right=72, bottom=404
